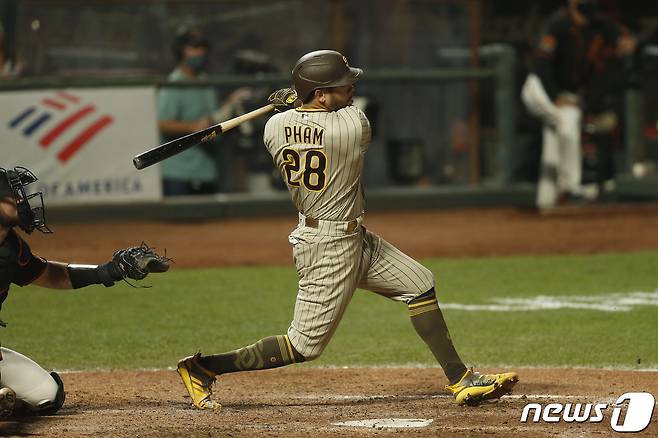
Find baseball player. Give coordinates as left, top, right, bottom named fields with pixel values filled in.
left=521, top=0, right=635, bottom=208
left=177, top=50, right=518, bottom=409
left=0, top=165, right=169, bottom=419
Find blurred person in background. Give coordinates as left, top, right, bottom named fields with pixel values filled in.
left=0, top=20, right=24, bottom=79
left=521, top=0, right=636, bottom=209
left=218, top=50, right=279, bottom=192
left=158, top=27, right=250, bottom=196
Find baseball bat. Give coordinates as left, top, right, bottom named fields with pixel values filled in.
left=133, top=103, right=275, bottom=170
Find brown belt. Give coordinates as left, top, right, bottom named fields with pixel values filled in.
left=304, top=217, right=359, bottom=233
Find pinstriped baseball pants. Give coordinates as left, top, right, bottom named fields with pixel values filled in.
left=287, top=220, right=435, bottom=360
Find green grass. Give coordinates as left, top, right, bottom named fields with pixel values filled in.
left=2, top=251, right=657, bottom=370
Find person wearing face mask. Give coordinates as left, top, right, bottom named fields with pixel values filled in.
left=158, top=27, right=250, bottom=196
left=521, top=0, right=636, bottom=210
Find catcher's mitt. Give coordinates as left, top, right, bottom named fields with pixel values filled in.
left=268, top=87, right=301, bottom=112
left=108, top=243, right=170, bottom=282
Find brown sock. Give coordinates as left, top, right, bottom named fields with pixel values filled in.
left=408, top=288, right=467, bottom=384
left=198, top=335, right=305, bottom=374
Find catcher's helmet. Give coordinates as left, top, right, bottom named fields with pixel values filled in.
left=292, top=50, right=363, bottom=102
left=0, top=166, right=51, bottom=234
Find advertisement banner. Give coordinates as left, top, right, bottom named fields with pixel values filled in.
left=0, top=87, right=162, bottom=205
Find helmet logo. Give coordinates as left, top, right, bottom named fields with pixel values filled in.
left=342, top=55, right=349, bottom=67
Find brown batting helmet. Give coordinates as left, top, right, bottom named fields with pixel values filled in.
left=292, top=50, right=363, bottom=101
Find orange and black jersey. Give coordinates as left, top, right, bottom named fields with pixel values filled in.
left=531, top=9, right=621, bottom=100
left=0, top=229, right=47, bottom=310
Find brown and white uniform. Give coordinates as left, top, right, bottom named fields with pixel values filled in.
left=264, top=105, right=434, bottom=360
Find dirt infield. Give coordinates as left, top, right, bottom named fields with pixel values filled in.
left=8, top=205, right=658, bottom=436
left=2, top=368, right=656, bottom=437
left=25, top=204, right=658, bottom=268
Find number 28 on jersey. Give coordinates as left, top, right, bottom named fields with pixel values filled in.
left=281, top=125, right=327, bottom=192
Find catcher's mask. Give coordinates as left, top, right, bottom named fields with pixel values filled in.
left=292, top=50, right=363, bottom=102
left=0, top=166, right=52, bottom=234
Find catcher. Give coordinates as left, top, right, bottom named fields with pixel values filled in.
left=0, top=165, right=169, bottom=419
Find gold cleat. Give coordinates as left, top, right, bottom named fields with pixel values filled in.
left=445, top=369, right=519, bottom=406
left=177, top=353, right=221, bottom=410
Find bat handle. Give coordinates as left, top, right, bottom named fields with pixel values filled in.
left=133, top=156, right=145, bottom=170
left=219, top=104, right=275, bottom=132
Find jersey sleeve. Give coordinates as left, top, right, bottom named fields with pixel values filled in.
left=12, top=234, right=47, bottom=286
left=356, top=107, right=371, bottom=147
left=532, top=13, right=563, bottom=100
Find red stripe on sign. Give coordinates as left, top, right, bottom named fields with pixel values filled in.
left=42, top=98, right=66, bottom=110
left=57, top=91, right=80, bottom=103
left=57, top=115, right=113, bottom=163
left=39, top=105, right=95, bottom=148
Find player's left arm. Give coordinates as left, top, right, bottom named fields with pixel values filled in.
left=31, top=261, right=72, bottom=289
left=356, top=107, right=371, bottom=148
left=29, top=244, right=170, bottom=290
left=610, top=20, right=636, bottom=57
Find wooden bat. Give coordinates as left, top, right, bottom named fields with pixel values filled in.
left=133, top=104, right=275, bottom=170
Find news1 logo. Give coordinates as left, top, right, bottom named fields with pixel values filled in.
left=521, top=392, right=655, bottom=433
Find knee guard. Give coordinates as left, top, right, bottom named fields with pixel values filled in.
left=34, top=372, right=65, bottom=415
left=0, top=387, right=16, bottom=419
left=408, top=287, right=437, bottom=305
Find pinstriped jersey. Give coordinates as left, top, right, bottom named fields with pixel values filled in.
left=264, top=106, right=371, bottom=221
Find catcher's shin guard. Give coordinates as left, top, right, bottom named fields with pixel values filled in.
left=177, top=353, right=221, bottom=410
left=445, top=369, right=518, bottom=406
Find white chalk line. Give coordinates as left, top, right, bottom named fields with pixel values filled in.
left=55, top=364, right=658, bottom=373
left=293, top=393, right=617, bottom=404
left=332, top=418, right=433, bottom=429
left=442, top=290, right=658, bottom=312
left=312, top=363, right=658, bottom=372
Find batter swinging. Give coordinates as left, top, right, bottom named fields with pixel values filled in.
left=177, top=50, right=518, bottom=409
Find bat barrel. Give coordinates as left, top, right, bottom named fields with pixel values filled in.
left=133, top=156, right=146, bottom=170
left=132, top=104, right=275, bottom=171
